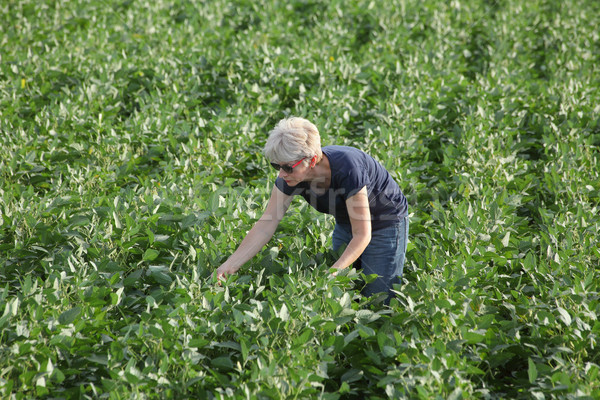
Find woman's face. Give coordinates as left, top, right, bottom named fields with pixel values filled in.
left=276, top=158, right=310, bottom=186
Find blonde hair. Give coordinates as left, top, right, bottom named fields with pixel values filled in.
left=263, top=117, right=323, bottom=164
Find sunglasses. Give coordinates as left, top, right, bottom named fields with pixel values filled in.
left=270, top=157, right=306, bottom=174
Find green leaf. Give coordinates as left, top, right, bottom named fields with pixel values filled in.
left=58, top=307, right=81, bottom=325
left=278, top=303, right=289, bottom=321
left=557, top=307, right=572, bottom=326
left=87, top=354, right=108, bottom=366
left=339, top=381, right=350, bottom=394
left=357, top=324, right=376, bottom=338
left=0, top=311, right=10, bottom=330
left=124, top=269, right=143, bottom=287
left=151, top=271, right=173, bottom=285
left=211, top=356, right=234, bottom=371
left=355, top=309, right=380, bottom=323
left=143, top=248, right=159, bottom=262
left=341, top=369, right=363, bottom=383
left=463, top=331, right=485, bottom=344
left=189, top=339, right=209, bottom=348
left=109, top=272, right=121, bottom=286
left=240, top=338, right=249, bottom=361
left=382, top=346, right=397, bottom=358
left=528, top=358, right=538, bottom=383
left=292, top=328, right=314, bottom=348
left=146, top=228, right=155, bottom=244
left=501, top=231, right=510, bottom=247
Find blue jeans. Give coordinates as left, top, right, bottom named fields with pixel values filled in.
left=332, top=216, right=409, bottom=302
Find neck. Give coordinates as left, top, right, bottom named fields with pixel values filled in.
left=307, top=155, right=330, bottom=189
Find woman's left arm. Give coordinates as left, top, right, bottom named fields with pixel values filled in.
left=331, top=186, right=372, bottom=273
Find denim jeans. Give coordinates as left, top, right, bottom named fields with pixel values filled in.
left=332, top=216, right=409, bottom=302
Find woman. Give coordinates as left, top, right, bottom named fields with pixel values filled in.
left=216, top=117, right=409, bottom=302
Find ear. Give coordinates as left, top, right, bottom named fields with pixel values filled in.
left=310, top=155, right=317, bottom=167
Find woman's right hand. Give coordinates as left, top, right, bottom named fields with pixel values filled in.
left=213, top=186, right=292, bottom=285
left=216, top=263, right=239, bottom=283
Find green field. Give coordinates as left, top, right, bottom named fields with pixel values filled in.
left=1, top=0, right=600, bottom=398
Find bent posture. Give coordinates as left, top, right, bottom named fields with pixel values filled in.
left=217, top=117, right=409, bottom=302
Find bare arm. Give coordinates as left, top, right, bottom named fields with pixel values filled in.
left=216, top=185, right=293, bottom=279
left=332, top=186, right=372, bottom=272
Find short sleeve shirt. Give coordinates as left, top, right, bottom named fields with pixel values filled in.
left=275, top=145, right=408, bottom=231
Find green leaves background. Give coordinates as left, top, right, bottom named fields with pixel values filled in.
left=1, top=0, right=599, bottom=398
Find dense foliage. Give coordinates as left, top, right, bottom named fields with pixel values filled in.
left=1, top=0, right=599, bottom=398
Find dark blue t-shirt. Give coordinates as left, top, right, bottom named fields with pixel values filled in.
left=275, top=145, right=408, bottom=231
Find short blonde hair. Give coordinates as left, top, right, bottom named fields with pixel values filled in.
left=263, top=117, right=323, bottom=164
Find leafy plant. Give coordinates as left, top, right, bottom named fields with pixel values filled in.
left=1, top=0, right=599, bottom=398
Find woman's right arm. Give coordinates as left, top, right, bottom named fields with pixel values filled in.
left=216, top=185, right=293, bottom=280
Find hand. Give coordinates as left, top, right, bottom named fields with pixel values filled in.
left=216, top=264, right=239, bottom=285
